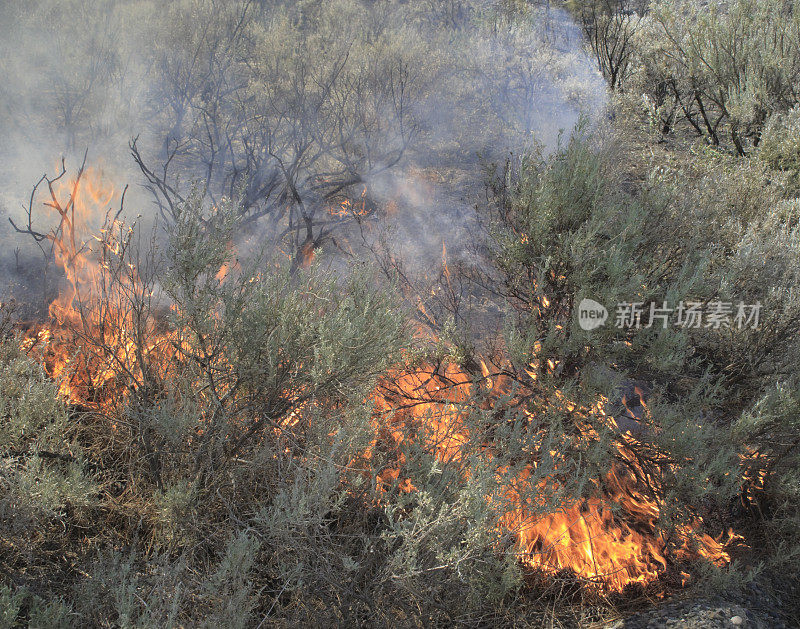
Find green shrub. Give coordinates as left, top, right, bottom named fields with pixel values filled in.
left=0, top=584, right=72, bottom=629
left=592, top=0, right=800, bottom=154
left=477, top=122, right=800, bottom=579
left=0, top=338, right=97, bottom=576
left=758, top=106, right=800, bottom=192
left=0, top=586, right=25, bottom=629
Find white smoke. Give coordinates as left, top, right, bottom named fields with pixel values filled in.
left=0, top=0, right=607, bottom=304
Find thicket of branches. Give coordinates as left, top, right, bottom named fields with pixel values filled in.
left=4, top=122, right=800, bottom=625
left=0, top=0, right=597, bottom=271
left=569, top=0, right=800, bottom=156
left=2, top=0, right=800, bottom=627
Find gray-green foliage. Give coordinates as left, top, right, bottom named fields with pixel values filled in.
left=577, top=0, right=800, bottom=155
left=758, top=106, right=800, bottom=191
left=630, top=0, right=800, bottom=153
left=0, top=340, right=66, bottom=452
left=75, top=550, right=186, bottom=628
left=0, top=584, right=72, bottom=629
left=157, top=191, right=407, bottom=484
left=0, top=339, right=96, bottom=526
left=0, top=342, right=92, bottom=627
left=482, top=121, right=800, bottom=578
left=0, top=586, right=24, bottom=629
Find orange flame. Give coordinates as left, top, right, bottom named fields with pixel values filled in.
left=21, top=165, right=173, bottom=408
left=370, top=362, right=734, bottom=592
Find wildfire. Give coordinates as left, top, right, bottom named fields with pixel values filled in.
left=18, top=162, right=173, bottom=408
left=328, top=187, right=370, bottom=218
left=16, top=163, right=736, bottom=594
left=371, top=362, right=733, bottom=592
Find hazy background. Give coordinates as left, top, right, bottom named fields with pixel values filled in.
left=0, top=0, right=606, bottom=307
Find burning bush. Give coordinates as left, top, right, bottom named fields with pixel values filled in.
left=6, top=123, right=797, bottom=624
left=2, top=3, right=800, bottom=626
left=472, top=120, right=800, bottom=592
